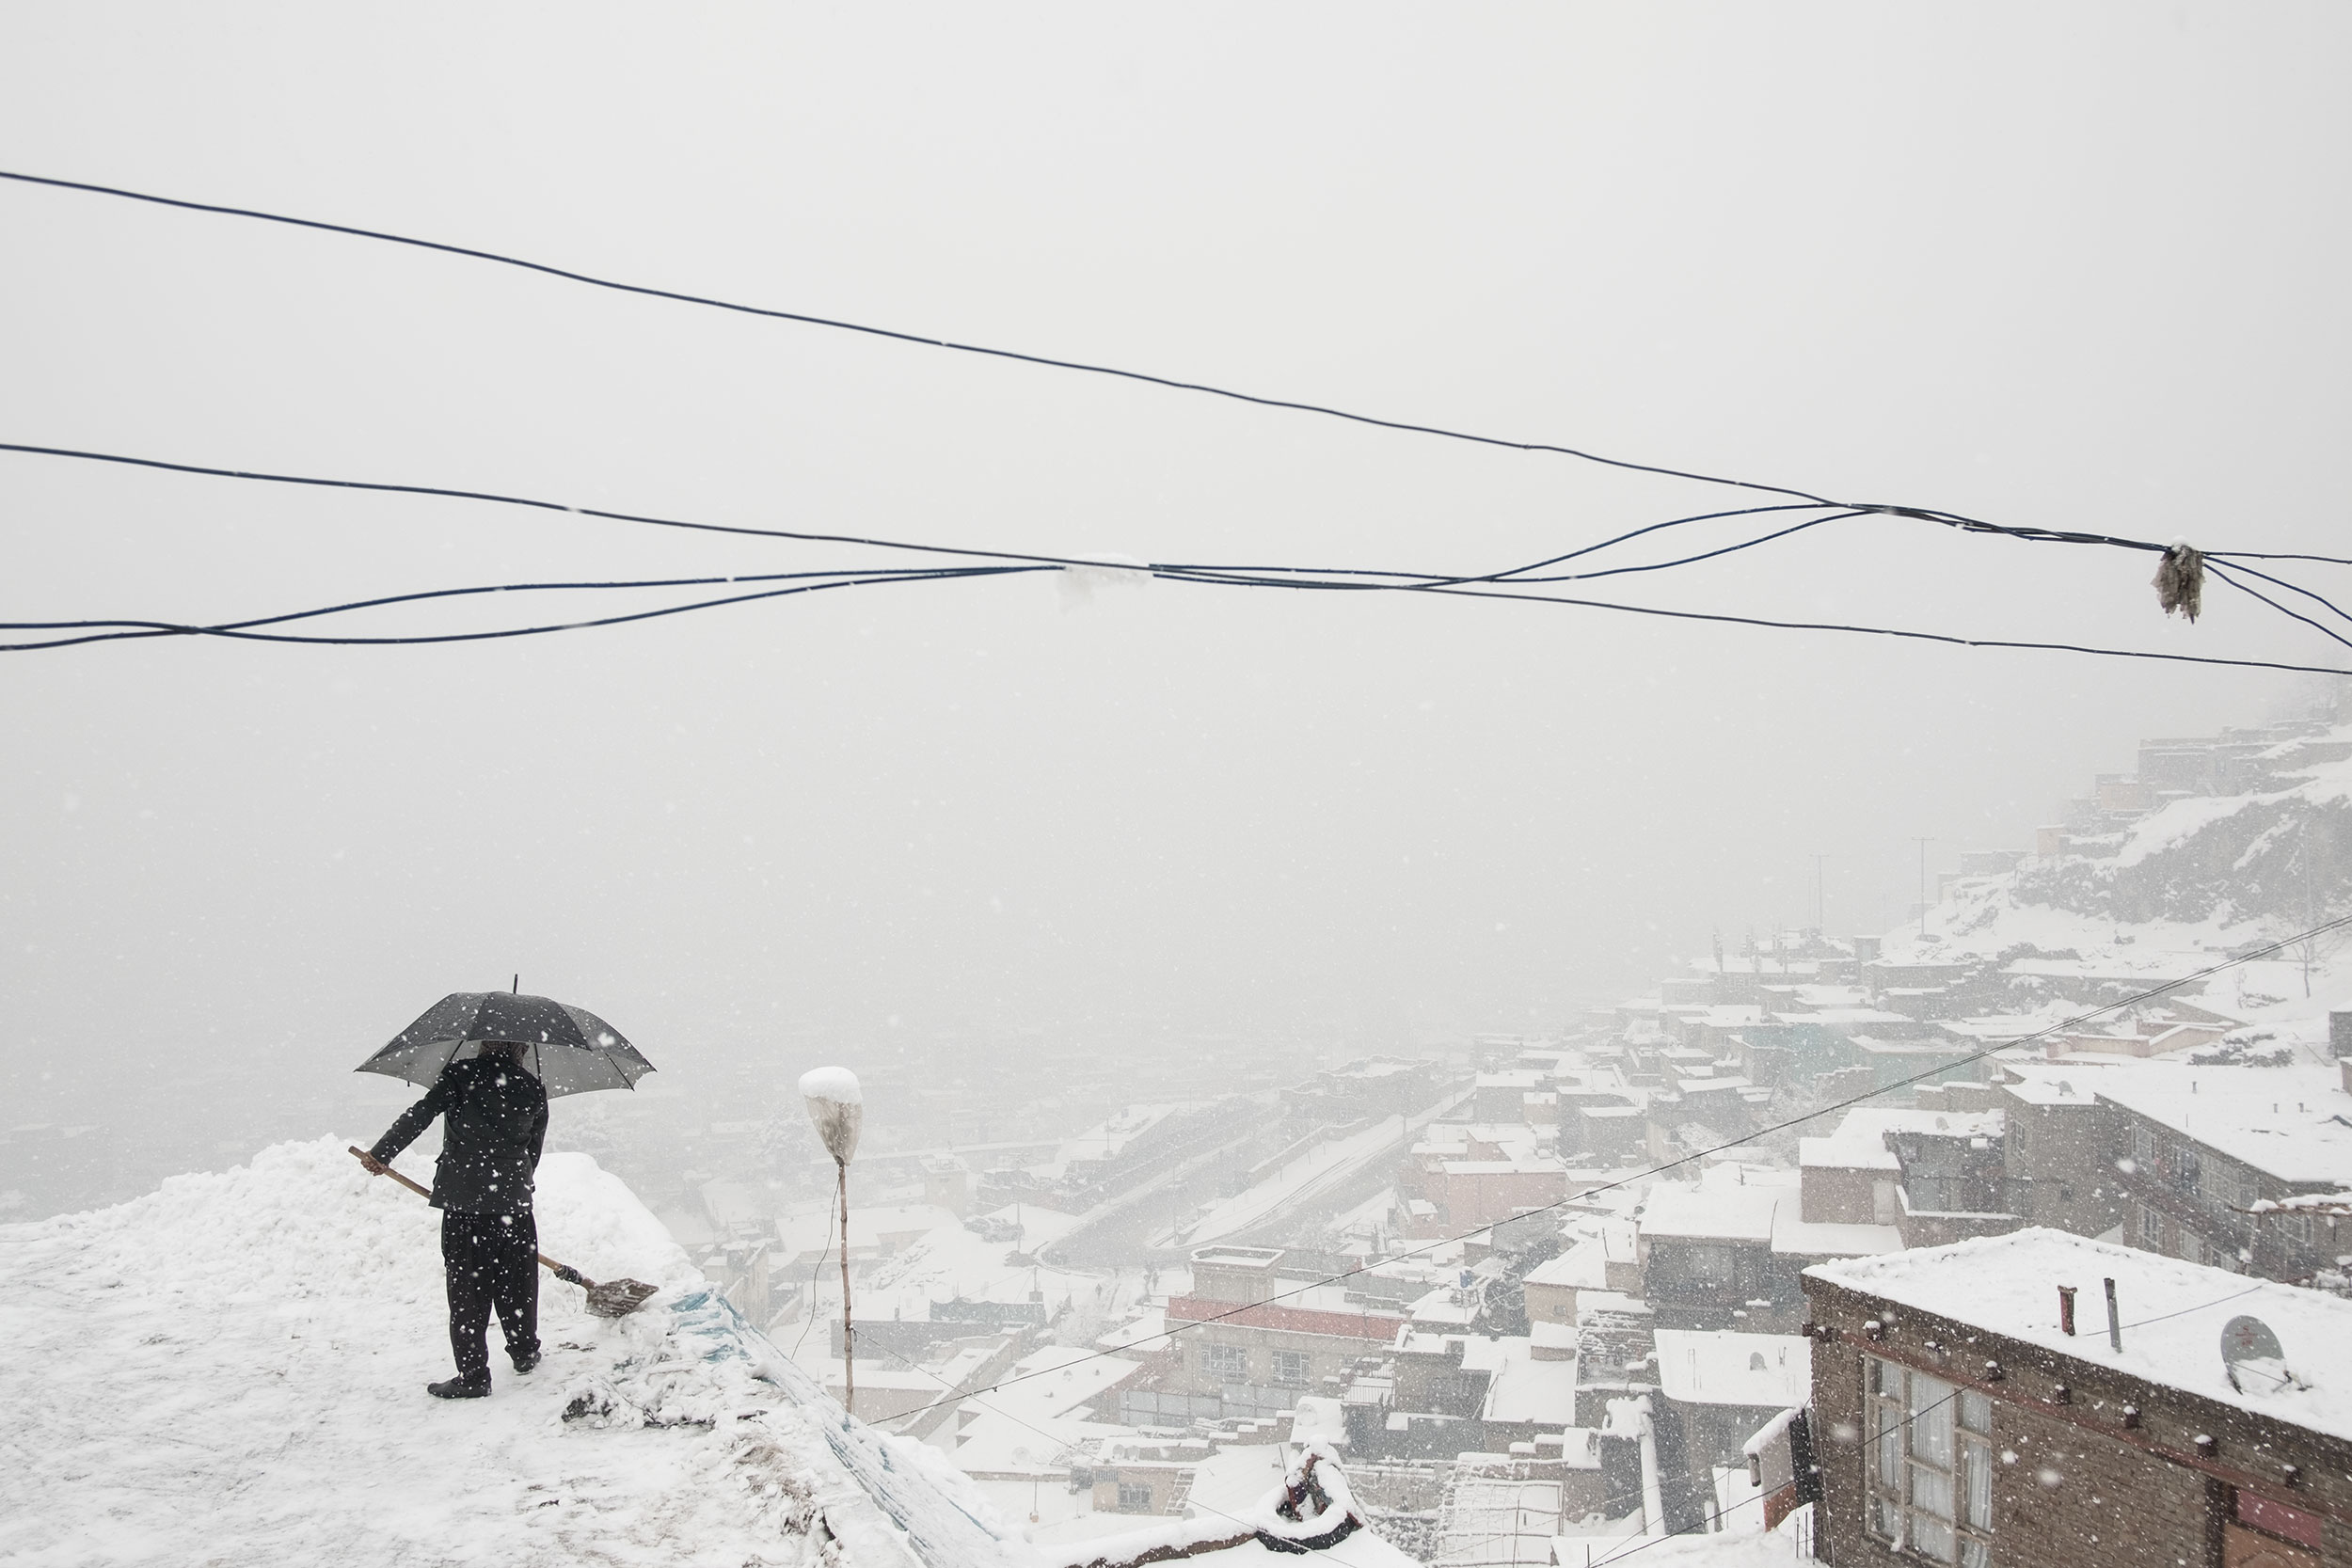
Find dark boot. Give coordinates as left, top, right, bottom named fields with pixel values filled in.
left=428, top=1370, right=492, bottom=1400
left=510, top=1347, right=542, bottom=1374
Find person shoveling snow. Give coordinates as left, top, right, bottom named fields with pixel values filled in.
left=354, top=987, right=659, bottom=1399
left=359, top=1039, right=549, bottom=1398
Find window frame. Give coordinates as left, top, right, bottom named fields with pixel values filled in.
left=1200, top=1342, right=1249, bottom=1384
left=1116, top=1481, right=1155, bottom=1513
left=1270, top=1348, right=1311, bottom=1388
left=1864, top=1354, right=1994, bottom=1566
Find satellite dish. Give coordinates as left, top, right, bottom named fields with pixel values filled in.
left=2221, top=1315, right=2283, bottom=1366
left=2220, top=1315, right=2304, bottom=1394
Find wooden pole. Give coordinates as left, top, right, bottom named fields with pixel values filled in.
left=838, top=1156, right=853, bottom=1416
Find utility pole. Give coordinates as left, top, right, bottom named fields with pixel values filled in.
left=1912, top=837, right=1933, bottom=940
left=1811, top=853, right=1828, bottom=936
left=2302, top=818, right=2317, bottom=998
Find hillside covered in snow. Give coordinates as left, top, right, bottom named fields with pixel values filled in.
left=1889, top=713, right=2352, bottom=1052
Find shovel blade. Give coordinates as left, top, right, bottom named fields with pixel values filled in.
left=584, top=1277, right=659, bottom=1317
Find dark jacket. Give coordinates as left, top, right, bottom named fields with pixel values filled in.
left=371, top=1054, right=549, bottom=1214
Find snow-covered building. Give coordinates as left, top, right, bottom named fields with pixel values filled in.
left=1806, top=1229, right=2352, bottom=1568
left=1130, top=1247, right=1405, bottom=1426
left=1638, top=1177, right=1796, bottom=1332
left=1522, top=1221, right=1642, bottom=1329
left=1995, top=1067, right=2129, bottom=1239
left=1799, top=1108, right=2005, bottom=1228
left=2096, top=1062, right=2352, bottom=1286
left=1651, top=1329, right=1810, bottom=1474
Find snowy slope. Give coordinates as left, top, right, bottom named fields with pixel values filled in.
left=1887, top=723, right=2352, bottom=1048
left=0, top=1138, right=1028, bottom=1568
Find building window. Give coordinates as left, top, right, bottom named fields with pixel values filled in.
left=2130, top=1124, right=2155, bottom=1166
left=1202, top=1343, right=1248, bottom=1383
left=1681, top=1243, right=1737, bottom=1284
left=1271, top=1350, right=1311, bottom=1387
left=1867, top=1356, right=1994, bottom=1566
left=1117, top=1481, right=1154, bottom=1513
left=2139, top=1204, right=2164, bottom=1247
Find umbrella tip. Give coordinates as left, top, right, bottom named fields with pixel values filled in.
left=513, top=973, right=520, bottom=994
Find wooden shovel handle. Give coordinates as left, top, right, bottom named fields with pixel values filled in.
left=347, top=1145, right=596, bottom=1285
left=350, top=1145, right=432, bottom=1200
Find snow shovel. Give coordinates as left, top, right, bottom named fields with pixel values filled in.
left=348, top=1146, right=659, bottom=1317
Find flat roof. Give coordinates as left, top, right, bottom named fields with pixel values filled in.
left=2092, top=1063, right=2352, bottom=1183
left=1996, top=1065, right=2108, bottom=1106
left=1654, top=1330, right=1811, bottom=1408
left=1810, top=1228, right=2352, bottom=1442
left=1771, top=1212, right=1902, bottom=1259
left=1639, top=1185, right=1781, bottom=1243
left=1798, top=1108, right=2004, bottom=1172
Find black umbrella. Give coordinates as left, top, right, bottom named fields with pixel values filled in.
left=356, top=990, right=655, bottom=1099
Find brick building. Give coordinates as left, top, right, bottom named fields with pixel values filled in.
left=1130, top=1246, right=1404, bottom=1424
left=1638, top=1179, right=1796, bottom=1331
left=2098, top=1063, right=2352, bottom=1285
left=1805, top=1229, right=2352, bottom=1568
left=1994, top=1069, right=2126, bottom=1238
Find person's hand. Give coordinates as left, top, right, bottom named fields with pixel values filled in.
left=358, top=1151, right=389, bottom=1176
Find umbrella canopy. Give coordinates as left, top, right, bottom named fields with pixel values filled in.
left=356, top=991, right=655, bottom=1100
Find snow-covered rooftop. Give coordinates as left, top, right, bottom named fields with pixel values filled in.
left=1797, top=1108, right=2003, bottom=1172
left=1809, top=1228, right=2352, bottom=1441
left=1653, top=1330, right=1811, bottom=1408
left=1479, top=1340, right=1581, bottom=1427
left=1639, top=1184, right=1783, bottom=1243
left=2090, top=1063, right=2352, bottom=1183
left=1996, top=1066, right=2109, bottom=1106
left=1769, top=1212, right=1902, bottom=1260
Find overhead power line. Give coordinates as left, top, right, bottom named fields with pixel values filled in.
left=8, top=440, right=2351, bottom=674
left=0, top=166, right=1835, bottom=506
left=0, top=563, right=1043, bottom=651
left=3, top=168, right=2348, bottom=665
left=9, top=163, right=2340, bottom=579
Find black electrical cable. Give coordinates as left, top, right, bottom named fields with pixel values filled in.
left=0, top=563, right=1044, bottom=651
left=20, top=545, right=2352, bottom=676
left=2205, top=562, right=2352, bottom=655
left=0, top=440, right=1142, bottom=572
left=2204, top=560, right=2352, bottom=631
left=1149, top=503, right=1838, bottom=582
left=0, top=171, right=2310, bottom=597
left=1150, top=571, right=2352, bottom=679
left=0, top=563, right=970, bottom=637
left=0, top=167, right=1836, bottom=507
left=8, top=445, right=2350, bottom=673
left=2210, top=550, right=2352, bottom=568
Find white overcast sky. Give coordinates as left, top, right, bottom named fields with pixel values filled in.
left=3, top=5, right=2348, bottom=1132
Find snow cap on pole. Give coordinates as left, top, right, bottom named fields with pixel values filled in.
left=798, top=1065, right=863, bottom=1164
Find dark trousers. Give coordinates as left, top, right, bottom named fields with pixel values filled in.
left=440, top=1209, right=541, bottom=1379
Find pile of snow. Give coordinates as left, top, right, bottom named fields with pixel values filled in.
left=0, top=1136, right=1027, bottom=1568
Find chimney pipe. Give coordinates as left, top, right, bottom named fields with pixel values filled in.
left=2104, top=1277, right=2122, bottom=1353
left=2058, top=1286, right=2077, bottom=1337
